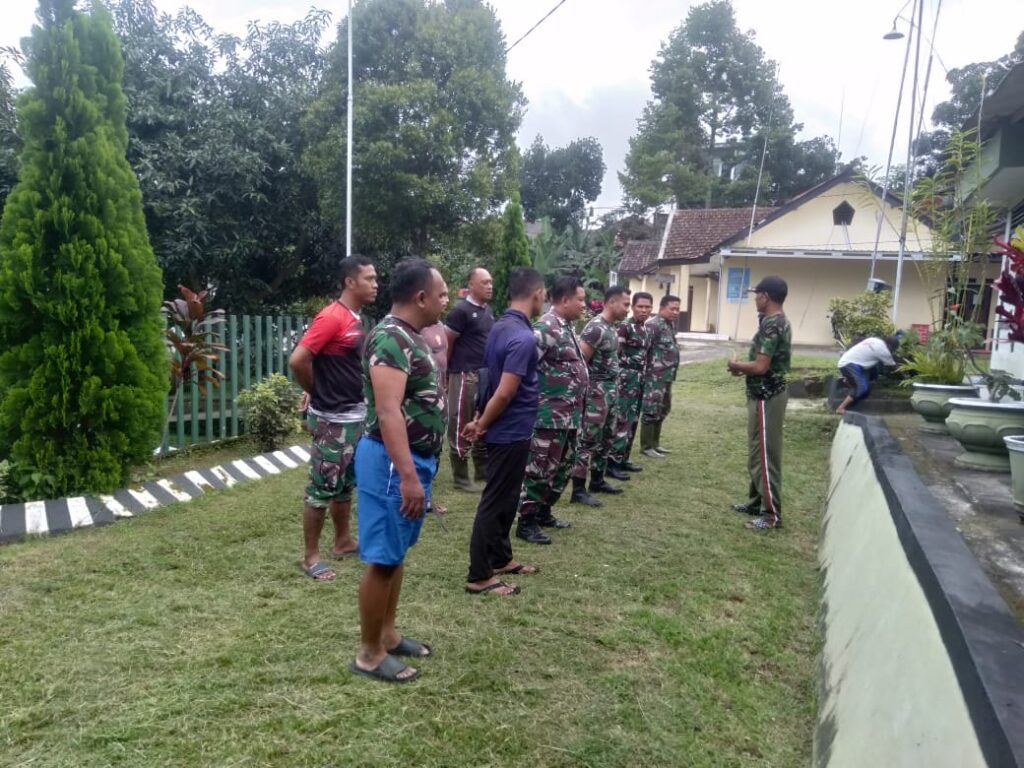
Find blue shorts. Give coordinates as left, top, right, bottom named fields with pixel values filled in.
left=354, top=436, right=437, bottom=566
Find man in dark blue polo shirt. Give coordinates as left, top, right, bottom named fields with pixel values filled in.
left=461, top=267, right=546, bottom=596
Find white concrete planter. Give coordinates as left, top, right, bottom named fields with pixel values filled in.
left=1004, top=436, right=1024, bottom=514
left=909, top=383, right=979, bottom=434
left=946, top=398, right=1024, bottom=472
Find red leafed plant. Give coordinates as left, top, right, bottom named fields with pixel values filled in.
left=161, top=285, right=228, bottom=450
left=993, top=229, right=1024, bottom=343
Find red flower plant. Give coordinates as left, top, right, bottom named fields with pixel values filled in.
left=993, top=234, right=1024, bottom=343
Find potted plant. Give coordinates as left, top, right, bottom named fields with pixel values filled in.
left=980, top=228, right=1024, bottom=499
left=900, top=328, right=979, bottom=433
left=888, top=130, right=999, bottom=432
left=946, top=228, right=1024, bottom=471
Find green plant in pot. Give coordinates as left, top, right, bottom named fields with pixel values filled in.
left=989, top=228, right=1024, bottom=508
left=946, top=228, right=1024, bottom=472
left=900, top=327, right=979, bottom=433
left=897, top=129, right=997, bottom=436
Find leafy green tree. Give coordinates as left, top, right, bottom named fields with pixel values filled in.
left=111, top=0, right=334, bottom=312
left=520, top=135, right=605, bottom=229
left=621, top=0, right=837, bottom=210
left=0, top=51, right=21, bottom=211
left=0, top=0, right=166, bottom=495
left=915, top=31, right=1024, bottom=176
left=304, top=0, right=525, bottom=279
left=492, top=194, right=531, bottom=314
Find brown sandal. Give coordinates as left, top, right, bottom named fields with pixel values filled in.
left=494, top=562, right=539, bottom=575
left=465, top=581, right=521, bottom=596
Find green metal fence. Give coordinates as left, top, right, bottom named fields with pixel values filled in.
left=163, top=314, right=311, bottom=451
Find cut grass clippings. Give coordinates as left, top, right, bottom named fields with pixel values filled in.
left=0, top=360, right=835, bottom=767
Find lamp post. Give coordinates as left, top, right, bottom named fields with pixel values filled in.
left=891, top=0, right=925, bottom=324
left=346, top=0, right=353, bottom=257
left=870, top=0, right=937, bottom=324
left=868, top=5, right=917, bottom=290
left=867, top=10, right=915, bottom=287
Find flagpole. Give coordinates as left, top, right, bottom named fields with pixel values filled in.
left=345, top=0, right=353, bottom=257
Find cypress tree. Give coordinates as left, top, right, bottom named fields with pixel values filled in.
left=492, top=193, right=532, bottom=315
left=0, top=0, right=166, bottom=496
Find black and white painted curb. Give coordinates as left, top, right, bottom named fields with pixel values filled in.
left=0, top=444, right=310, bottom=544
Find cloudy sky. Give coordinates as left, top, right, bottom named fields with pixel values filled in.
left=3, top=0, right=1024, bottom=212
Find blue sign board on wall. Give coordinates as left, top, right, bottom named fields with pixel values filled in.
left=726, top=267, right=751, bottom=303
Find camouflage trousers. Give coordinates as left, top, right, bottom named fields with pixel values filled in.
left=609, top=372, right=644, bottom=465
left=447, top=371, right=486, bottom=461
left=305, top=414, right=363, bottom=507
left=641, top=369, right=675, bottom=424
left=518, top=428, right=578, bottom=520
left=572, top=380, right=617, bottom=479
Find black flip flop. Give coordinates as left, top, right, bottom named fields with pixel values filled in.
left=388, top=637, right=433, bottom=658
left=349, top=654, right=420, bottom=684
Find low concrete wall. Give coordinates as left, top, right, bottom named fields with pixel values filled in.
left=816, top=417, right=1024, bottom=768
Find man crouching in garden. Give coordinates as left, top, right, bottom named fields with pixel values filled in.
left=351, top=259, right=448, bottom=684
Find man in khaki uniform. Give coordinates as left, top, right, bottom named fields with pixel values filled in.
left=727, top=276, right=791, bottom=531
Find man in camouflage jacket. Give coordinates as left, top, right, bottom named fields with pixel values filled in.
left=640, top=294, right=681, bottom=458
left=570, top=286, right=631, bottom=506
left=608, top=291, right=653, bottom=475
left=515, top=277, right=588, bottom=546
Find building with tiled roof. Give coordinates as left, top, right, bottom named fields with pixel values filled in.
left=614, top=170, right=1002, bottom=345
left=617, top=240, right=660, bottom=277
left=659, top=208, right=775, bottom=265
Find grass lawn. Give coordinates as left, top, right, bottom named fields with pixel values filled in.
left=129, top=429, right=306, bottom=485
left=0, top=361, right=835, bottom=767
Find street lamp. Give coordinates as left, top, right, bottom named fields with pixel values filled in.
left=883, top=21, right=905, bottom=40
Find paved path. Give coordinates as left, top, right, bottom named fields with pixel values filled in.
left=886, top=412, right=1024, bottom=622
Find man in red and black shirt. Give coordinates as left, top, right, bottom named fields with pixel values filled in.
left=289, top=255, right=378, bottom=580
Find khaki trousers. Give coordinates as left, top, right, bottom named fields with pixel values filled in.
left=746, top=392, right=787, bottom=517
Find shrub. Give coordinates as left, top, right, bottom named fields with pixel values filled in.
left=0, top=0, right=166, bottom=495
left=828, top=292, right=895, bottom=348
left=0, top=459, right=12, bottom=503
left=237, top=374, right=301, bottom=451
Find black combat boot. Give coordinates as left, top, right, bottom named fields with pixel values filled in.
left=606, top=464, right=631, bottom=481
left=535, top=503, right=571, bottom=529
left=570, top=477, right=602, bottom=507
left=589, top=471, right=623, bottom=495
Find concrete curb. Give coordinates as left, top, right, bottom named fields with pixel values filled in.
left=0, top=444, right=309, bottom=544
left=846, top=412, right=1024, bottom=767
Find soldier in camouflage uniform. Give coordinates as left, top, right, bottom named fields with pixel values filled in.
left=728, top=276, right=791, bottom=531
left=608, top=291, right=654, bottom=475
left=570, top=286, right=632, bottom=506
left=639, top=294, right=681, bottom=459
left=515, top=277, right=589, bottom=546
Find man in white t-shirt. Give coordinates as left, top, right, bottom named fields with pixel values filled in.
left=836, top=336, right=899, bottom=415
